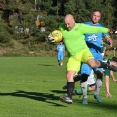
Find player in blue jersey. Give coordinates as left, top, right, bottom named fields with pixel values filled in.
left=80, top=9, right=113, bottom=104
left=56, top=41, right=65, bottom=66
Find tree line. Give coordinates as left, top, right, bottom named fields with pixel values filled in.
left=0, top=0, right=117, bottom=47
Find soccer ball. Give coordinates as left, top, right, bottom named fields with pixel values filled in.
left=48, top=30, right=63, bottom=42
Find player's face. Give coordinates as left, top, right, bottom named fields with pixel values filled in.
left=110, top=61, right=117, bottom=67
left=91, top=11, right=101, bottom=24
left=64, top=19, right=75, bottom=30
left=60, top=42, right=63, bottom=44
left=112, top=62, right=117, bottom=67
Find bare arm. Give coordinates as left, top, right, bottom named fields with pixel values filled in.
left=110, top=71, right=117, bottom=82
left=104, top=35, right=113, bottom=47
left=105, top=75, right=112, bottom=97
left=105, top=75, right=110, bottom=95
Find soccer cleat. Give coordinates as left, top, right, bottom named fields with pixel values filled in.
left=100, top=62, right=117, bottom=72
left=62, top=85, right=67, bottom=90
left=82, top=98, right=88, bottom=104
left=59, top=96, right=73, bottom=104
left=60, top=63, right=63, bottom=66
left=108, top=65, right=117, bottom=72
left=94, top=95, right=102, bottom=103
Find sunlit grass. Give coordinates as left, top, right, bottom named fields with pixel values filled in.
left=0, top=57, right=117, bottom=117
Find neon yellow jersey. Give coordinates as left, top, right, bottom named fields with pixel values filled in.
left=59, top=23, right=108, bottom=56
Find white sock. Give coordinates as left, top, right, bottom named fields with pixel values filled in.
left=81, top=81, right=88, bottom=98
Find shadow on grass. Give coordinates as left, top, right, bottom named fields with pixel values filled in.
left=51, top=90, right=66, bottom=94
left=51, top=90, right=117, bottom=110
left=38, top=64, right=55, bottom=66
left=85, top=100, right=117, bottom=111
left=0, top=90, right=66, bottom=107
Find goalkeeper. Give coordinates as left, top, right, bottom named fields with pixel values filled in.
left=51, top=14, right=117, bottom=104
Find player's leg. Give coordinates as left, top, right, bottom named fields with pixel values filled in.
left=87, top=71, right=96, bottom=92
left=59, top=55, right=81, bottom=104
left=72, top=49, right=93, bottom=104
left=94, top=70, right=103, bottom=102
left=75, top=70, right=95, bottom=95
left=93, top=52, right=103, bottom=103
left=75, top=85, right=95, bottom=95
left=57, top=53, right=60, bottom=66
left=63, top=72, right=81, bottom=90
left=80, top=64, right=92, bottom=104
left=87, top=58, right=117, bottom=71
left=81, top=49, right=105, bottom=104
left=84, top=49, right=117, bottom=71
left=80, top=74, right=89, bottom=104
left=60, top=53, right=64, bottom=66
left=60, top=71, right=76, bottom=104
left=82, top=48, right=117, bottom=71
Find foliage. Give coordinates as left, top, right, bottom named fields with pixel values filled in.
left=0, top=0, right=117, bottom=49
left=0, top=18, right=11, bottom=43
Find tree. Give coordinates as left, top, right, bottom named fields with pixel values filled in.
left=0, top=0, right=117, bottom=45
left=0, top=18, right=11, bottom=43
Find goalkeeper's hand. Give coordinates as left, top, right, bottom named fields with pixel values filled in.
left=109, top=29, right=116, bottom=34
left=48, top=33, right=55, bottom=42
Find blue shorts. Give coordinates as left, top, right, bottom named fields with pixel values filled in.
left=57, top=53, right=64, bottom=60
left=81, top=51, right=103, bottom=75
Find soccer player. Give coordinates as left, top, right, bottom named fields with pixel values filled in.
left=55, top=14, right=117, bottom=104
left=104, top=57, right=117, bottom=97
left=63, top=57, right=117, bottom=98
left=56, top=41, right=65, bottom=66
left=79, top=10, right=114, bottom=104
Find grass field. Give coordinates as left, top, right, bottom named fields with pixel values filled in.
left=0, top=57, right=117, bottom=117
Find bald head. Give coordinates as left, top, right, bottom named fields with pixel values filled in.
left=64, top=14, right=75, bottom=30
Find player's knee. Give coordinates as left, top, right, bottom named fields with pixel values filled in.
left=87, top=59, right=98, bottom=68
left=66, top=71, right=75, bottom=82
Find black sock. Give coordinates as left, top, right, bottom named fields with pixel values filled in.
left=67, top=82, right=74, bottom=99
left=99, top=61, right=109, bottom=69
left=74, top=76, right=81, bottom=82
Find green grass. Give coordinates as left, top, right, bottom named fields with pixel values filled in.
left=0, top=57, right=117, bottom=117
